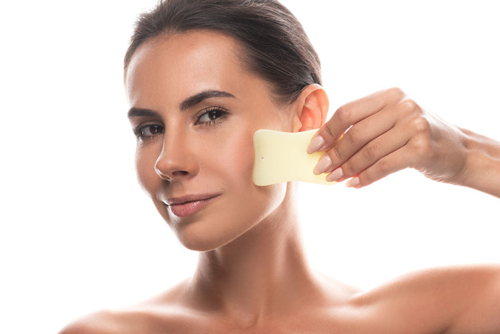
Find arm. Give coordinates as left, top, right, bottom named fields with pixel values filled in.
left=446, top=266, right=500, bottom=334
left=459, top=129, right=500, bottom=198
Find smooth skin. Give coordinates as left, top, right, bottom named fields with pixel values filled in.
left=309, top=88, right=500, bottom=197
left=60, top=30, right=500, bottom=334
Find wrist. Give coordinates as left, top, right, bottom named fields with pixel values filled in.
left=459, top=128, right=500, bottom=198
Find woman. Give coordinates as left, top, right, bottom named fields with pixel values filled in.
left=61, top=0, right=500, bottom=332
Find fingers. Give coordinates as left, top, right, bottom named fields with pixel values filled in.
left=349, top=143, right=420, bottom=188
left=329, top=114, right=433, bottom=188
left=307, top=87, right=405, bottom=154
left=320, top=103, right=400, bottom=175
left=307, top=88, right=432, bottom=189
left=331, top=120, right=411, bottom=184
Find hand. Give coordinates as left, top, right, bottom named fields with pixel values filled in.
left=307, top=88, right=469, bottom=188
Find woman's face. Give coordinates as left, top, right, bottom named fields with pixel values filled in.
left=125, top=31, right=298, bottom=251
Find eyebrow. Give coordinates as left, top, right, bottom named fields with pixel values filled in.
left=127, top=90, right=236, bottom=119
left=179, top=90, right=235, bottom=111
left=127, top=107, right=161, bottom=118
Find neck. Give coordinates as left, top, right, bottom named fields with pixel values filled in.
left=187, top=183, right=327, bottom=324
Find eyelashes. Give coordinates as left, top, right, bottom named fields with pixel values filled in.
left=133, top=106, right=229, bottom=141
left=194, top=107, right=229, bottom=126
left=133, top=124, right=163, bottom=139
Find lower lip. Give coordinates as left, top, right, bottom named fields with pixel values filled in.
left=168, top=196, right=219, bottom=218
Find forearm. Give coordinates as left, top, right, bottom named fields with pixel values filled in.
left=460, top=128, right=500, bottom=198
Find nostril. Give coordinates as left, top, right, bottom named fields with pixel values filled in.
left=155, top=167, right=171, bottom=181
left=156, top=167, right=190, bottom=180
left=154, top=150, right=198, bottom=180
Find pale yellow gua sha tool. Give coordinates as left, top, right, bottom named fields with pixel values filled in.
left=253, top=129, right=335, bottom=186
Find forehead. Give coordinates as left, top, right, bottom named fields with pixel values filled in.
left=125, top=30, right=258, bottom=107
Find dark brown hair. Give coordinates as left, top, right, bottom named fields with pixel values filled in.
left=124, top=0, right=321, bottom=104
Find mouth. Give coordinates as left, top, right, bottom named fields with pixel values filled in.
left=164, top=193, right=221, bottom=218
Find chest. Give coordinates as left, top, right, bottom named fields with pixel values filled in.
left=164, top=311, right=446, bottom=334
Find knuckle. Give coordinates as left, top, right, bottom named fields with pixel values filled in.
left=335, top=105, right=353, bottom=124
left=330, top=145, right=343, bottom=162
left=411, top=135, right=434, bottom=159
left=385, top=87, right=405, bottom=102
left=346, top=125, right=364, bottom=146
left=399, top=99, right=420, bottom=116
left=363, top=142, right=379, bottom=161
left=411, top=116, right=431, bottom=134
left=377, top=158, right=392, bottom=175
left=363, top=158, right=395, bottom=185
left=322, top=123, right=336, bottom=141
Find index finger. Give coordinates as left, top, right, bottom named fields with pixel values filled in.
left=307, top=87, right=405, bottom=154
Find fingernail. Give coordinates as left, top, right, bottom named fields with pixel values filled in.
left=313, top=154, right=332, bottom=175
left=307, top=135, right=325, bottom=154
left=346, top=177, right=360, bottom=188
left=326, top=168, right=343, bottom=182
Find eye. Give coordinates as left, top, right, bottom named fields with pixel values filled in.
left=134, top=124, right=164, bottom=140
left=195, top=107, right=229, bottom=126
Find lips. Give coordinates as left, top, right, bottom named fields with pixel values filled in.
left=164, top=193, right=220, bottom=217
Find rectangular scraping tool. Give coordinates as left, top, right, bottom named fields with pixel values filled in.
left=253, top=129, right=335, bottom=186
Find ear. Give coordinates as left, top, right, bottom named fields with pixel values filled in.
left=292, top=84, right=329, bottom=132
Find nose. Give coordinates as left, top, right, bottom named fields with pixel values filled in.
left=154, top=131, right=199, bottom=182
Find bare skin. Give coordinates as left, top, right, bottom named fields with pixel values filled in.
left=60, top=31, right=500, bottom=334
left=308, top=87, right=500, bottom=197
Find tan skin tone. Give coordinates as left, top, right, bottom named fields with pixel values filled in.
left=60, top=30, right=500, bottom=334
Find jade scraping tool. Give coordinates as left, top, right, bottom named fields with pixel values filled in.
left=253, top=129, right=336, bottom=186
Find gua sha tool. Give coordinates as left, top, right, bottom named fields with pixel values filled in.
left=253, top=129, right=336, bottom=186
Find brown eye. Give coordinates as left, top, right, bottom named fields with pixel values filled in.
left=146, top=125, right=163, bottom=135
left=196, top=107, right=229, bottom=125
left=134, top=124, right=164, bottom=140
left=207, top=110, right=221, bottom=120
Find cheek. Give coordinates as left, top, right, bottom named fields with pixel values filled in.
left=211, top=128, right=286, bottom=209
left=180, top=129, right=287, bottom=250
left=209, top=129, right=255, bottom=184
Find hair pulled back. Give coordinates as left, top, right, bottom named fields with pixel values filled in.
left=124, top=0, right=321, bottom=104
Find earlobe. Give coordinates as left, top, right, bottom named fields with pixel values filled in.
left=295, top=84, right=329, bottom=132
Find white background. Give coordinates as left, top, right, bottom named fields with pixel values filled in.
left=1, top=1, right=499, bottom=333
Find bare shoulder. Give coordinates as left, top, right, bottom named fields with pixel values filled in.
left=358, top=264, right=500, bottom=299
left=349, top=265, right=500, bottom=333
left=58, top=304, right=198, bottom=334
left=59, top=280, right=204, bottom=334
left=58, top=309, right=122, bottom=334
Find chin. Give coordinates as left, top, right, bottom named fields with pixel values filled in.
left=171, top=185, right=288, bottom=252
left=177, top=231, right=227, bottom=252
left=175, top=230, right=235, bottom=253
left=172, top=214, right=257, bottom=252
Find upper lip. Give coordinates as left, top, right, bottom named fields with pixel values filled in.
left=164, top=193, right=220, bottom=206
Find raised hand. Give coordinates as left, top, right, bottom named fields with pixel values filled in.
left=307, top=88, right=469, bottom=189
